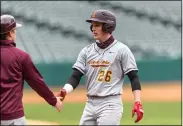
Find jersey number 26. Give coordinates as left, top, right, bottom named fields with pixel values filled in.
left=97, top=70, right=112, bottom=82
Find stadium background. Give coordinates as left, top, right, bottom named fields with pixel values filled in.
left=1, top=1, right=181, bottom=125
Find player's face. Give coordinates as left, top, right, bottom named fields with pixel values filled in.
left=91, top=21, right=105, bottom=41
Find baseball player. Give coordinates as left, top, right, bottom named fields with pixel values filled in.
left=57, top=10, right=144, bottom=125
left=0, top=14, right=63, bottom=125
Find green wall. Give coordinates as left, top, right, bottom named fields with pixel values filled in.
left=24, top=58, right=181, bottom=87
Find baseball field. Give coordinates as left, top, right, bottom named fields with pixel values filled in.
left=23, top=81, right=181, bottom=125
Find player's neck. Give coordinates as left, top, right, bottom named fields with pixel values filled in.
left=98, top=34, right=112, bottom=43
left=96, top=35, right=114, bottom=49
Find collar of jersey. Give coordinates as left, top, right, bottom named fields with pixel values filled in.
left=0, top=40, right=16, bottom=47
left=94, top=40, right=117, bottom=54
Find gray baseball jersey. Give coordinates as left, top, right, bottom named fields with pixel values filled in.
left=73, top=40, right=138, bottom=96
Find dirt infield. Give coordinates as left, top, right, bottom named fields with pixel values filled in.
left=23, top=81, right=181, bottom=104
left=26, top=119, right=59, bottom=125
left=23, top=81, right=181, bottom=125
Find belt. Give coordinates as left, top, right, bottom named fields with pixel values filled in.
left=87, top=94, right=121, bottom=98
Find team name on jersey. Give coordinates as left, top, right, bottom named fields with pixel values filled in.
left=88, top=60, right=110, bottom=68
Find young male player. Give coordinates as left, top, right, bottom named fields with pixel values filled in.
left=57, top=10, right=144, bottom=125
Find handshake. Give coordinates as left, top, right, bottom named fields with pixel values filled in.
left=54, top=89, right=67, bottom=112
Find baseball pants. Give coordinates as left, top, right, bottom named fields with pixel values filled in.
left=79, top=95, right=123, bottom=125
left=1, top=116, right=26, bottom=125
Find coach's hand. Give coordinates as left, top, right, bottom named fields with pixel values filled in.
left=57, top=88, right=67, bottom=101
left=55, top=97, right=63, bottom=112
left=132, top=101, right=144, bottom=123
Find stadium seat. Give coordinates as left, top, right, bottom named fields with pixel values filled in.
left=1, top=1, right=181, bottom=63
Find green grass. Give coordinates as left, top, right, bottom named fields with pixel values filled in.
left=24, top=102, right=181, bottom=125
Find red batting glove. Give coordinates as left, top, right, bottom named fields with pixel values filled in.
left=132, top=101, right=144, bottom=123
left=57, top=88, right=67, bottom=101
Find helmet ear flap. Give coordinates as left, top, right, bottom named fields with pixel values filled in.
left=90, top=23, right=112, bottom=34
left=102, top=23, right=107, bottom=33
left=102, top=23, right=112, bottom=34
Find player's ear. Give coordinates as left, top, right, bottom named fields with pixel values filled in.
left=9, top=29, right=15, bottom=37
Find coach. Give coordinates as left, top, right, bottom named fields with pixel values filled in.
left=0, top=14, right=62, bottom=125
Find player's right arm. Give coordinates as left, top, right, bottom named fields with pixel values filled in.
left=57, top=47, right=87, bottom=101
left=57, top=68, right=84, bottom=101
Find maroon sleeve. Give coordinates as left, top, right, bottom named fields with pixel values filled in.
left=22, top=54, right=57, bottom=107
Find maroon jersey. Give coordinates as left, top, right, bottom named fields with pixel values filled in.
left=0, top=40, right=57, bottom=120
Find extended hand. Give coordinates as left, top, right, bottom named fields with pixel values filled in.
left=57, top=88, right=67, bottom=101
left=132, top=101, right=144, bottom=123
left=55, top=97, right=63, bottom=112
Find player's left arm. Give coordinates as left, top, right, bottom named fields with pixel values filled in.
left=127, top=70, right=141, bottom=101
left=120, top=45, right=144, bottom=123
left=127, top=70, right=143, bottom=123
